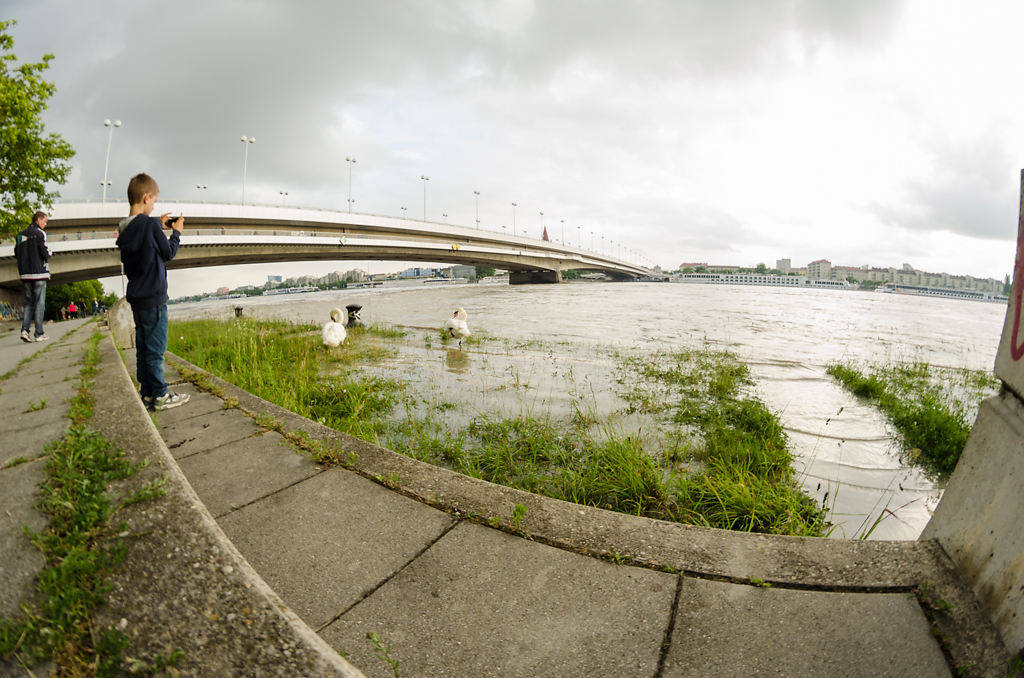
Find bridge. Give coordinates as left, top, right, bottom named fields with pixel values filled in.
left=0, top=202, right=650, bottom=291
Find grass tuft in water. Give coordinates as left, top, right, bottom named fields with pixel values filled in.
left=826, top=361, right=998, bottom=476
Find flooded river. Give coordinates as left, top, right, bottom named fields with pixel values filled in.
left=169, top=281, right=1006, bottom=540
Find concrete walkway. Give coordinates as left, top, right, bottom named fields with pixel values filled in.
left=0, top=322, right=1014, bottom=676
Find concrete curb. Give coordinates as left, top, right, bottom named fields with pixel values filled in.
left=91, top=329, right=364, bottom=677
left=165, top=352, right=1013, bottom=675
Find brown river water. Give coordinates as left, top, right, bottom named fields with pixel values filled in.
left=169, top=280, right=1006, bottom=540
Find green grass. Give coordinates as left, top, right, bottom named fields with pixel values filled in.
left=619, top=349, right=828, bottom=535
left=171, top=319, right=828, bottom=536
left=170, top=318, right=403, bottom=440
left=0, top=330, right=165, bottom=675
left=826, top=361, right=999, bottom=476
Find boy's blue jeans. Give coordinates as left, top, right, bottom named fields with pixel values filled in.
left=21, top=280, right=47, bottom=336
left=132, top=304, right=168, bottom=399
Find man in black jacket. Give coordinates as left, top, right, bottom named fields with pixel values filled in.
left=14, top=211, right=51, bottom=342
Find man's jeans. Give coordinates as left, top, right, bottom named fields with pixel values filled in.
left=132, top=304, right=169, bottom=399
left=20, top=280, right=46, bottom=337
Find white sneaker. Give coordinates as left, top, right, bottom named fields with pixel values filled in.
left=151, top=392, right=190, bottom=411
left=34, top=334, right=49, bottom=342
left=20, top=330, right=31, bottom=343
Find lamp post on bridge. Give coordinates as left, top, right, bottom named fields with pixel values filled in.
left=577, top=225, right=581, bottom=248
left=473, top=190, right=480, bottom=229
left=511, top=202, right=517, bottom=236
left=346, top=156, right=356, bottom=212
left=196, top=185, right=207, bottom=203
left=279, top=190, right=288, bottom=206
left=101, top=119, right=121, bottom=203
left=443, top=212, right=448, bottom=224
left=420, top=175, right=430, bottom=221
left=401, top=206, right=407, bottom=220
left=560, top=219, right=564, bottom=245
left=240, top=136, right=255, bottom=206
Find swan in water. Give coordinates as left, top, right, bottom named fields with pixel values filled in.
left=322, top=308, right=347, bottom=347
left=443, top=307, right=470, bottom=347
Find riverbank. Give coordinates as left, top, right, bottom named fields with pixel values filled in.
left=169, top=316, right=830, bottom=536
left=1, top=321, right=1012, bottom=675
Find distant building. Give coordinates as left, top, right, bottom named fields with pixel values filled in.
left=776, top=258, right=791, bottom=275
left=267, top=275, right=282, bottom=283
left=216, top=287, right=230, bottom=296
left=807, top=259, right=832, bottom=280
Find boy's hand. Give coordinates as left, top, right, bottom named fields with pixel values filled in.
left=171, top=216, right=185, bottom=233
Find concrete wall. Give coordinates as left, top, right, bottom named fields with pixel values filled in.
left=923, top=169, right=1024, bottom=657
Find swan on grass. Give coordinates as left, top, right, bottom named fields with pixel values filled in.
left=322, top=308, right=347, bottom=347
left=443, top=307, right=470, bottom=347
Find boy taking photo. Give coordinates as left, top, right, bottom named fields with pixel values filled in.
left=116, top=173, right=190, bottom=410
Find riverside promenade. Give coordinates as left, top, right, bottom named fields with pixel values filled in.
left=0, top=319, right=1013, bottom=677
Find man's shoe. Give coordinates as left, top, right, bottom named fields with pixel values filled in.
left=34, top=334, right=49, bottom=342
left=20, top=330, right=31, bottom=343
left=151, top=392, right=190, bottom=411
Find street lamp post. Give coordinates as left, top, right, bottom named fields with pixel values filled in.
left=577, top=225, right=581, bottom=248
left=473, top=190, right=480, bottom=229
left=346, top=156, right=356, bottom=212
left=279, top=190, right=288, bottom=205
left=560, top=219, right=564, bottom=244
left=590, top=230, right=594, bottom=250
left=102, top=119, right=121, bottom=203
left=240, top=135, right=255, bottom=206
left=442, top=212, right=448, bottom=224
left=420, top=175, right=430, bottom=220
left=196, top=185, right=207, bottom=203
left=511, top=202, right=517, bottom=236
left=401, top=206, right=407, bottom=220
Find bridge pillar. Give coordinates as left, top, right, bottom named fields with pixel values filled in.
left=509, top=270, right=562, bottom=285
left=922, top=169, right=1024, bottom=657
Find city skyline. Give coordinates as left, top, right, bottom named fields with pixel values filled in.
left=9, top=0, right=1023, bottom=296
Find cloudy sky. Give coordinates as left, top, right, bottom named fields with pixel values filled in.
left=6, top=0, right=1023, bottom=295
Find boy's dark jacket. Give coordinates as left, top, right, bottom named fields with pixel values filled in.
left=116, top=214, right=180, bottom=309
left=14, top=223, right=51, bottom=281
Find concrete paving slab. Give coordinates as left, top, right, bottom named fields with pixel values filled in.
left=0, top=361, right=82, bottom=396
left=0, top=381, right=76, bottom=421
left=320, top=521, right=676, bottom=678
left=154, top=387, right=226, bottom=426
left=0, top=398, right=69, bottom=434
left=0, top=418, right=69, bottom=467
left=15, top=353, right=83, bottom=377
left=177, top=430, right=319, bottom=517
left=0, top=317, right=89, bottom=376
left=220, top=468, right=456, bottom=628
left=0, top=458, right=48, bottom=619
left=159, top=407, right=263, bottom=460
left=662, top=578, right=951, bottom=678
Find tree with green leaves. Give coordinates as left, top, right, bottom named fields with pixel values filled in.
left=0, top=19, right=75, bottom=238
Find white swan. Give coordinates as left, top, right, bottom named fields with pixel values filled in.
left=443, top=307, right=470, bottom=347
left=322, top=308, right=347, bottom=347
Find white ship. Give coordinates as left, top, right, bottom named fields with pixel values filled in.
left=261, top=286, right=320, bottom=296
left=670, top=273, right=851, bottom=289
left=875, top=283, right=1008, bottom=303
